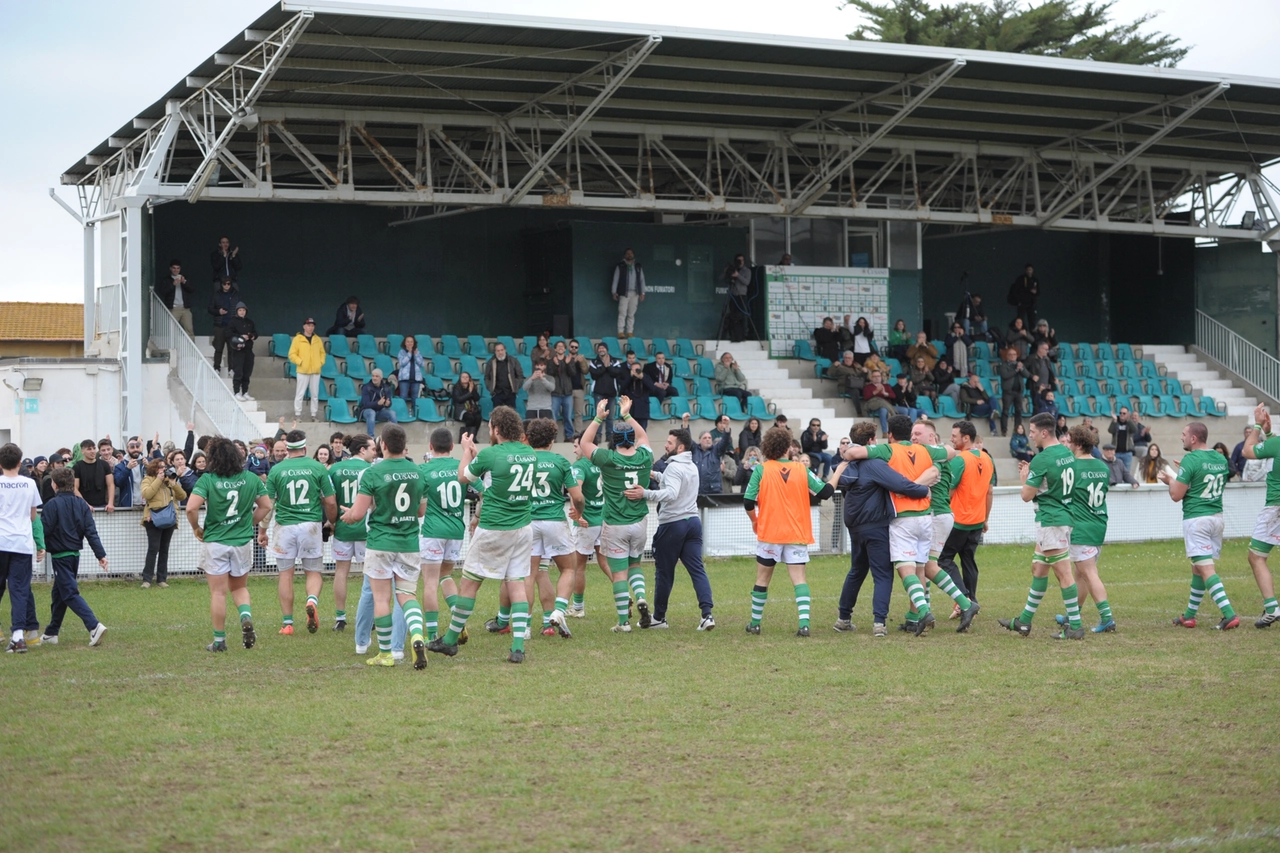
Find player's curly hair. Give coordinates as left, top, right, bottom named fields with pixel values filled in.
left=850, top=422, right=877, bottom=446
left=761, top=426, right=792, bottom=461
left=1068, top=424, right=1095, bottom=453
left=526, top=418, right=557, bottom=449
left=489, top=406, right=524, bottom=443
left=205, top=437, right=245, bottom=478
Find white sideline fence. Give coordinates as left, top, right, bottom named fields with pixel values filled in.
left=35, top=483, right=1266, bottom=580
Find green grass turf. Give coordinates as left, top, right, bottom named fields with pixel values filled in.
left=3, top=539, right=1279, bottom=852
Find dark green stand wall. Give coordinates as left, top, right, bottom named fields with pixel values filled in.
left=1193, top=242, right=1278, bottom=355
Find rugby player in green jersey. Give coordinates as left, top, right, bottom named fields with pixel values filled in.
left=1055, top=425, right=1117, bottom=634
left=418, top=428, right=468, bottom=643
left=1241, top=403, right=1280, bottom=626
left=261, top=431, right=336, bottom=634
left=569, top=435, right=610, bottom=617
left=340, top=426, right=429, bottom=668
left=1160, top=421, right=1239, bottom=630
left=185, top=438, right=272, bottom=652
left=328, top=433, right=374, bottom=632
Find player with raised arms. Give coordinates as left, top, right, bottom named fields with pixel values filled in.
left=568, top=435, right=609, bottom=618
left=185, top=437, right=272, bottom=652
left=340, top=426, right=429, bottom=668
left=579, top=396, right=654, bottom=633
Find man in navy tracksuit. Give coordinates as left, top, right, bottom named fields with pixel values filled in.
left=39, top=467, right=108, bottom=646
left=831, top=422, right=935, bottom=638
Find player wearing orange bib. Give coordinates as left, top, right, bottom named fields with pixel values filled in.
left=743, top=427, right=835, bottom=636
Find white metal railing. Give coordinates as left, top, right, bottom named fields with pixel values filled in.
left=1196, top=309, right=1280, bottom=403
left=95, top=284, right=120, bottom=336
left=150, top=291, right=261, bottom=440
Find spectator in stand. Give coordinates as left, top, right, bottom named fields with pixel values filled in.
left=523, top=359, right=555, bottom=421
left=1131, top=414, right=1152, bottom=458
left=686, top=421, right=733, bottom=495
left=564, top=338, right=589, bottom=437
left=863, top=352, right=891, bottom=381
left=905, top=331, right=938, bottom=371
left=959, top=374, right=999, bottom=434
left=289, top=317, right=326, bottom=422
left=41, top=454, right=66, bottom=503
left=227, top=301, right=257, bottom=402
left=190, top=451, right=207, bottom=479
left=484, top=341, right=524, bottom=409
left=1230, top=426, right=1250, bottom=479
left=802, top=418, right=834, bottom=477
left=886, top=319, right=911, bottom=361
left=1101, top=444, right=1140, bottom=488
left=140, top=458, right=185, bottom=589
left=643, top=350, right=677, bottom=405
left=893, top=373, right=923, bottom=422
left=1005, top=317, right=1035, bottom=359
left=1139, top=443, right=1173, bottom=484
left=620, top=360, right=654, bottom=430
left=169, top=449, right=197, bottom=496
left=210, top=236, right=241, bottom=284
left=774, top=414, right=789, bottom=432
left=956, top=292, right=988, bottom=337
left=451, top=372, right=482, bottom=441
left=1007, top=263, right=1039, bottom=329
left=709, top=415, right=737, bottom=489
left=545, top=341, right=576, bottom=440
left=530, top=333, right=552, bottom=364
left=588, top=342, right=626, bottom=435
left=813, top=317, right=840, bottom=362
left=611, top=248, right=646, bottom=339
left=313, top=445, right=333, bottom=469
left=841, top=316, right=879, bottom=364
left=862, top=369, right=898, bottom=435
left=245, top=445, right=271, bottom=481
left=994, top=347, right=1029, bottom=436
left=1035, top=390, right=1060, bottom=417
left=329, top=433, right=349, bottom=462
left=156, top=259, right=196, bottom=337
left=1025, top=340, right=1056, bottom=404
left=714, top=352, right=750, bottom=408
left=1032, top=319, right=1059, bottom=361
left=112, top=437, right=147, bottom=508
left=944, top=322, right=972, bottom=377
left=933, top=357, right=961, bottom=405
left=1055, top=413, right=1069, bottom=439
left=395, top=335, right=426, bottom=415
left=734, top=446, right=763, bottom=490
left=326, top=296, right=365, bottom=338
left=909, top=355, right=936, bottom=406
left=1009, top=424, right=1034, bottom=464
left=828, top=351, right=867, bottom=412
left=207, top=277, right=239, bottom=375
left=39, top=466, right=109, bottom=647
left=738, top=416, right=763, bottom=459
left=358, top=368, right=398, bottom=436
left=1214, top=443, right=1237, bottom=480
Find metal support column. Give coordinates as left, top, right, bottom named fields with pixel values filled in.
left=120, top=201, right=144, bottom=435
left=83, top=224, right=95, bottom=351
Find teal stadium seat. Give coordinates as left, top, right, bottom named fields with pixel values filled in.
left=417, top=400, right=446, bottom=423
left=1095, top=343, right=1114, bottom=360
left=496, top=335, right=518, bottom=355
left=389, top=397, right=416, bottom=423
left=344, top=355, right=370, bottom=382
left=602, top=336, right=625, bottom=359
left=439, top=335, right=464, bottom=358
left=575, top=336, right=595, bottom=355
left=328, top=335, right=351, bottom=358
left=1057, top=360, right=1077, bottom=378
left=271, top=334, right=292, bottom=359
left=694, top=396, right=719, bottom=419
left=695, top=357, right=716, bottom=379
left=916, top=396, right=939, bottom=417
left=1201, top=396, right=1226, bottom=417
left=332, top=376, right=358, bottom=400
left=520, top=335, right=538, bottom=355
left=327, top=401, right=357, bottom=424
left=937, top=395, right=963, bottom=419
left=465, top=335, right=489, bottom=356
left=1058, top=343, right=1075, bottom=360
left=384, top=334, right=404, bottom=355
left=747, top=397, right=771, bottom=420
left=373, top=353, right=395, bottom=378
left=675, top=338, right=701, bottom=357
left=814, top=358, right=832, bottom=379
left=650, top=338, right=672, bottom=358
left=429, top=354, right=457, bottom=381
left=303, top=381, right=329, bottom=402
left=458, top=355, right=483, bottom=379
left=320, top=354, right=341, bottom=381
left=1115, top=343, right=1134, bottom=360
left=515, top=355, right=533, bottom=376
left=357, top=335, right=379, bottom=359
left=721, top=396, right=749, bottom=421
left=793, top=340, right=817, bottom=360
left=672, top=357, right=692, bottom=379
left=668, top=397, right=692, bottom=420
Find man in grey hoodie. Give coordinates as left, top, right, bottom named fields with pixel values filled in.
left=522, top=359, right=555, bottom=420
left=624, top=427, right=714, bottom=630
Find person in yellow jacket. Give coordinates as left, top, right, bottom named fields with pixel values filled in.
left=289, top=318, right=327, bottom=422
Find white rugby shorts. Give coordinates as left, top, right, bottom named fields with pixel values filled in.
left=1069, top=544, right=1101, bottom=563
left=531, top=519, right=575, bottom=559
left=601, top=519, right=648, bottom=562
left=364, top=549, right=421, bottom=584
left=271, top=521, right=323, bottom=569
left=464, top=526, right=533, bottom=581
left=419, top=536, right=462, bottom=565
left=1183, top=514, right=1224, bottom=561
left=889, top=515, right=932, bottom=565
left=755, top=541, right=810, bottom=565
left=931, top=513, right=955, bottom=558
left=574, top=523, right=602, bottom=556
left=1250, top=505, right=1280, bottom=549
left=332, top=539, right=366, bottom=564
left=1035, top=524, right=1072, bottom=553
left=201, top=542, right=254, bottom=578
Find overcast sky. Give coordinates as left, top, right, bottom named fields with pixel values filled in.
left=2, top=0, right=1276, bottom=303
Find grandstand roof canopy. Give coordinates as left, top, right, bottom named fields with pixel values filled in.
left=63, top=0, right=1280, bottom=240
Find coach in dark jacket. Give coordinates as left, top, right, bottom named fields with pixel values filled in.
left=833, top=424, right=933, bottom=633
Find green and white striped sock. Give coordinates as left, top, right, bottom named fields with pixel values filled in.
left=793, top=583, right=811, bottom=628
left=750, top=585, right=768, bottom=626
left=1061, top=583, right=1082, bottom=630
left=402, top=598, right=425, bottom=642
left=442, top=596, right=474, bottom=646
left=510, top=603, right=530, bottom=652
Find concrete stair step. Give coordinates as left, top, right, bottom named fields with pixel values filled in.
left=1141, top=345, right=1188, bottom=355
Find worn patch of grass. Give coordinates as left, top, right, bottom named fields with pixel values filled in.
left=2, top=540, right=1278, bottom=852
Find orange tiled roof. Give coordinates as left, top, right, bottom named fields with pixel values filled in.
left=0, top=303, right=83, bottom=341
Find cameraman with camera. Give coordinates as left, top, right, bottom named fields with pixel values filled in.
left=141, top=457, right=186, bottom=589
left=227, top=301, right=257, bottom=401
left=724, top=254, right=752, bottom=343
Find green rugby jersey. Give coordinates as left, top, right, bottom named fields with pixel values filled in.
left=328, top=458, right=369, bottom=542
left=1069, top=456, right=1110, bottom=547
left=265, top=457, right=335, bottom=526
left=531, top=450, right=579, bottom=522
left=1025, top=443, right=1075, bottom=527
left=572, top=457, right=604, bottom=526
left=1250, top=434, right=1280, bottom=507
left=192, top=470, right=267, bottom=546
left=467, top=442, right=538, bottom=531
left=930, top=444, right=956, bottom=515
left=591, top=445, right=654, bottom=525
left=358, top=457, right=425, bottom=552
left=1175, top=448, right=1229, bottom=519
left=419, top=456, right=466, bottom=540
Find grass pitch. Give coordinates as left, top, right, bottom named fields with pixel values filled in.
left=3, top=539, right=1279, bottom=853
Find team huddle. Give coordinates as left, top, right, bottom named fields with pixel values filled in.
left=36, top=399, right=1270, bottom=664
